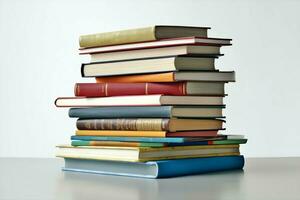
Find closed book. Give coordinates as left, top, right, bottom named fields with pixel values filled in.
left=71, top=139, right=247, bottom=147
left=62, top=156, right=245, bottom=178
left=74, top=82, right=225, bottom=97
left=75, top=130, right=219, bottom=137
left=76, top=118, right=223, bottom=132
left=71, top=140, right=166, bottom=147
left=79, top=25, right=210, bottom=48
left=95, top=71, right=235, bottom=83
left=79, top=37, right=231, bottom=55
left=56, top=144, right=240, bottom=162
left=69, top=106, right=224, bottom=119
left=81, top=56, right=216, bottom=77
left=70, top=135, right=227, bottom=143
left=55, top=95, right=224, bottom=107
left=89, top=45, right=222, bottom=62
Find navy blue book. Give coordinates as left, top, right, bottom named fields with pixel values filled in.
left=71, top=135, right=226, bottom=143
left=69, top=106, right=224, bottom=119
left=63, top=156, right=244, bottom=178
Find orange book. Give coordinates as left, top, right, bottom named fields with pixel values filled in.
left=75, top=130, right=218, bottom=137
left=96, top=72, right=174, bottom=83
left=95, top=71, right=235, bottom=83
left=76, top=130, right=167, bottom=137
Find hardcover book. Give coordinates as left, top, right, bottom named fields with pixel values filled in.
left=79, top=37, right=231, bottom=55
left=81, top=56, right=216, bottom=77
left=89, top=45, right=223, bottom=62
left=68, top=106, right=224, bottom=119
left=75, top=130, right=219, bottom=137
left=79, top=25, right=210, bottom=48
left=63, top=156, right=245, bottom=178
left=55, top=95, right=224, bottom=107
left=56, top=144, right=240, bottom=162
left=95, top=71, right=235, bottom=83
left=74, top=82, right=225, bottom=97
left=76, top=118, right=224, bottom=132
left=71, top=139, right=248, bottom=147
left=70, top=135, right=230, bottom=143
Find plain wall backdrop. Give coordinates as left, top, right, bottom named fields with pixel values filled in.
left=0, top=0, right=299, bottom=157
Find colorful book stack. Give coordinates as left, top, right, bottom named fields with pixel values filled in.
left=55, top=25, right=247, bottom=178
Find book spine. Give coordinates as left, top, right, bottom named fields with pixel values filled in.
left=95, top=72, right=176, bottom=83
left=74, top=83, right=186, bottom=97
left=79, top=26, right=156, bottom=48
left=76, top=119, right=170, bottom=131
left=69, top=107, right=172, bottom=118
left=156, top=156, right=244, bottom=178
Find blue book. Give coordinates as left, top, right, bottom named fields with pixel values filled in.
left=63, top=156, right=244, bottom=178
left=71, top=135, right=225, bottom=143
left=69, top=106, right=224, bottom=119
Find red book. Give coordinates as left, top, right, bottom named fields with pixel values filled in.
left=74, top=82, right=225, bottom=97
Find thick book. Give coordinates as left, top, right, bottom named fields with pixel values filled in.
left=56, top=144, right=240, bottom=162
left=74, top=82, right=225, bottom=97
left=70, top=135, right=229, bottom=143
left=95, top=71, right=235, bottom=83
left=55, top=95, right=224, bottom=107
left=62, top=156, right=245, bottom=178
left=79, top=25, right=210, bottom=48
left=71, top=139, right=248, bottom=147
left=76, top=118, right=224, bottom=132
left=79, top=37, right=232, bottom=54
left=89, top=45, right=223, bottom=62
left=81, top=56, right=216, bottom=77
left=69, top=106, right=224, bottom=119
left=75, top=130, right=219, bottom=137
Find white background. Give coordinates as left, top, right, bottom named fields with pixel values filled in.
left=0, top=0, right=299, bottom=157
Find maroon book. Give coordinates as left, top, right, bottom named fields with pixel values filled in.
left=75, top=82, right=187, bottom=97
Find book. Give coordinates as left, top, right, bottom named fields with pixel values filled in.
left=71, top=139, right=248, bottom=147
left=55, top=95, right=224, bottom=107
left=95, top=71, right=235, bottom=83
left=75, top=130, right=219, bottom=137
left=62, top=156, right=245, bottom=178
left=68, top=106, right=224, bottom=119
left=76, top=118, right=224, bottom=132
left=81, top=56, right=216, bottom=77
left=56, top=144, right=240, bottom=162
left=74, top=82, right=225, bottom=97
left=79, top=37, right=232, bottom=54
left=79, top=26, right=210, bottom=48
left=89, top=46, right=223, bottom=62
left=70, top=135, right=228, bottom=143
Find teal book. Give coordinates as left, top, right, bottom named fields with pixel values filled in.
left=63, top=156, right=245, bottom=178
left=70, top=135, right=226, bottom=143
left=69, top=106, right=225, bottom=119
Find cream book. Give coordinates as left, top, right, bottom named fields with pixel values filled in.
left=56, top=145, right=240, bottom=162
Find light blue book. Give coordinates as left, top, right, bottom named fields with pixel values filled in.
left=63, top=156, right=244, bottom=178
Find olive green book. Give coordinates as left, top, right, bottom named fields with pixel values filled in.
left=79, top=25, right=209, bottom=48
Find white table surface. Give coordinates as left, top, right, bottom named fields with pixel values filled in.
left=0, top=157, right=299, bottom=200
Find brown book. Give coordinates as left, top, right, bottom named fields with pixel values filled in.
left=76, top=118, right=224, bottom=132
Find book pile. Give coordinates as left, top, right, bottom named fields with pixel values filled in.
left=55, top=25, right=247, bottom=178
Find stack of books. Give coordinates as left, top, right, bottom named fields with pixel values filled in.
left=55, top=25, right=247, bottom=178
